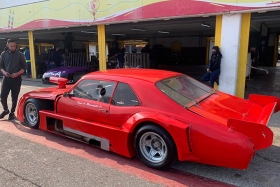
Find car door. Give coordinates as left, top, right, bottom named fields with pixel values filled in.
left=109, top=82, right=142, bottom=127
left=57, top=79, right=116, bottom=132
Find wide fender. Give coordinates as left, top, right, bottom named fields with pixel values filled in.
left=122, top=112, right=193, bottom=161
left=17, top=96, right=26, bottom=122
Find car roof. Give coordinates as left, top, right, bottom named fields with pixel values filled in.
left=86, top=69, right=182, bottom=83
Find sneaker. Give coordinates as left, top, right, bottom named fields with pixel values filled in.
left=8, top=113, right=16, bottom=121
left=0, top=110, right=9, bottom=119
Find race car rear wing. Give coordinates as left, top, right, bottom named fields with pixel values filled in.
left=227, top=119, right=273, bottom=151
left=227, top=94, right=279, bottom=151
left=249, top=94, right=280, bottom=113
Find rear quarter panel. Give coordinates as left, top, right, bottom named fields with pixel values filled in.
left=122, top=79, right=254, bottom=169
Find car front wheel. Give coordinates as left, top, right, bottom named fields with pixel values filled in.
left=134, top=125, right=176, bottom=169
left=24, top=99, right=42, bottom=129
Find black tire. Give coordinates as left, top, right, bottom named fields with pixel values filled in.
left=134, top=124, right=176, bottom=169
left=24, top=99, right=42, bottom=129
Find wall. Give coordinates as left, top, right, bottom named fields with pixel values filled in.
left=1, top=0, right=280, bottom=33
left=156, top=36, right=206, bottom=48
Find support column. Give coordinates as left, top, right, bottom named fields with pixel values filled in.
left=37, top=44, right=41, bottom=55
left=236, top=13, right=251, bottom=98
left=85, top=43, right=89, bottom=61
left=205, top=38, right=210, bottom=64
left=28, top=31, right=37, bottom=79
left=218, top=13, right=250, bottom=96
left=215, top=15, right=222, bottom=47
left=213, top=15, right=223, bottom=89
left=273, top=35, right=279, bottom=67
left=97, top=25, right=106, bottom=70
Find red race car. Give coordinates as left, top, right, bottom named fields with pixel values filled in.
left=17, top=69, right=280, bottom=170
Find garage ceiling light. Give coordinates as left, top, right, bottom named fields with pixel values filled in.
left=201, top=22, right=210, bottom=27
left=131, top=28, right=146, bottom=31
left=111, top=33, right=126, bottom=36
left=81, top=31, right=97, bottom=34
left=0, top=38, right=6, bottom=39
left=158, top=31, right=169, bottom=34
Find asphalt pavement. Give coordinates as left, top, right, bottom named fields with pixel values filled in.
left=0, top=68, right=280, bottom=187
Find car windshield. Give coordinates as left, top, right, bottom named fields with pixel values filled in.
left=156, top=75, right=215, bottom=108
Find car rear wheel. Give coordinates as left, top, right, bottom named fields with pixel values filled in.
left=134, top=125, right=176, bottom=169
left=24, top=99, right=42, bottom=129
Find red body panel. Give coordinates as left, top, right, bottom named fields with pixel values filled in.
left=249, top=94, right=280, bottom=113
left=17, top=85, right=72, bottom=122
left=16, top=69, right=279, bottom=170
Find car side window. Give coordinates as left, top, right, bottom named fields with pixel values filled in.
left=71, top=79, right=116, bottom=104
left=111, top=82, right=140, bottom=106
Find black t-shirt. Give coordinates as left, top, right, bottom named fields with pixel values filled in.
left=0, top=50, right=27, bottom=74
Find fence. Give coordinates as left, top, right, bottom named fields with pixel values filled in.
left=63, top=53, right=150, bottom=69
left=63, top=53, right=87, bottom=67
left=125, top=53, right=150, bottom=68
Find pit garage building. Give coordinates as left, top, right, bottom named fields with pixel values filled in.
left=0, top=0, right=280, bottom=98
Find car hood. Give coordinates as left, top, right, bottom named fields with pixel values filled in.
left=24, top=85, right=72, bottom=100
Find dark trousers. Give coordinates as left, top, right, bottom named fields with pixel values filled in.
left=0, top=76, right=22, bottom=113
left=118, top=60, right=124, bottom=68
left=26, top=62, right=31, bottom=76
left=54, top=61, right=61, bottom=67
left=201, top=69, right=220, bottom=88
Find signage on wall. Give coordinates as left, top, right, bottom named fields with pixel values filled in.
left=0, top=0, right=280, bottom=32
left=0, top=0, right=50, bottom=9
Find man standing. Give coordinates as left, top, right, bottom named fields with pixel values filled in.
left=23, top=46, right=31, bottom=78
left=0, top=39, right=27, bottom=120
left=116, top=48, right=125, bottom=68
left=51, top=46, right=61, bottom=67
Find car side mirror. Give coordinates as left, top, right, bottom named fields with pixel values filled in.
left=63, top=92, right=75, bottom=97
left=63, top=92, right=70, bottom=97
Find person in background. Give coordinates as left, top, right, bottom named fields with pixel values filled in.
left=149, top=45, right=158, bottom=69
left=141, top=44, right=150, bottom=53
left=23, top=46, right=31, bottom=78
left=0, top=39, right=27, bottom=120
left=116, top=48, right=126, bottom=68
left=201, top=46, right=222, bottom=88
left=2, top=38, right=11, bottom=53
left=51, top=46, right=61, bottom=67
left=250, top=47, right=257, bottom=76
